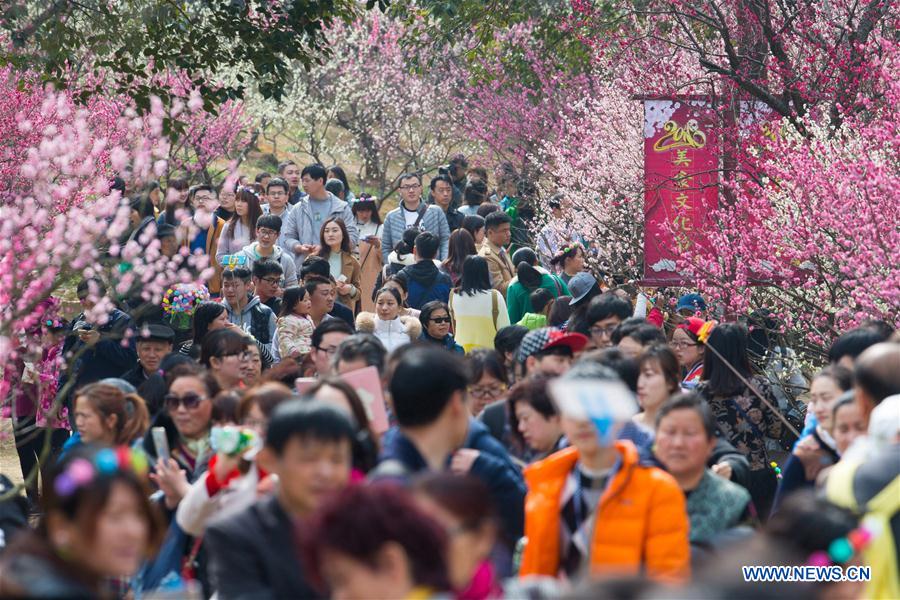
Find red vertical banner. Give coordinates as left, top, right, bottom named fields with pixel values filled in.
left=642, top=99, right=719, bottom=285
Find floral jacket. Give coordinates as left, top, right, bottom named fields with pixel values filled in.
left=698, top=375, right=786, bottom=471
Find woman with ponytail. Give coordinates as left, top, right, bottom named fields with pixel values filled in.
left=72, top=382, right=150, bottom=447
left=505, top=247, right=569, bottom=323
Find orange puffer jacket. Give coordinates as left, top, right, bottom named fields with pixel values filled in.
left=520, top=441, right=690, bottom=583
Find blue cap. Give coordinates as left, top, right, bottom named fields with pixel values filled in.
left=676, top=293, right=707, bottom=313
left=568, top=272, right=598, bottom=305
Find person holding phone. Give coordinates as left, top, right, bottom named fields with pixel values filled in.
left=139, top=363, right=220, bottom=510
left=59, top=278, right=137, bottom=421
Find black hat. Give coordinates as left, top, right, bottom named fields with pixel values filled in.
left=136, top=323, right=175, bottom=343
left=156, top=223, right=177, bottom=239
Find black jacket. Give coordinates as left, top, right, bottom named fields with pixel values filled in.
left=58, top=309, right=137, bottom=412
left=206, top=495, right=320, bottom=600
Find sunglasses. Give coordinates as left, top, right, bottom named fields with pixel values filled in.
left=164, top=392, right=206, bottom=411
left=430, top=316, right=451, bottom=324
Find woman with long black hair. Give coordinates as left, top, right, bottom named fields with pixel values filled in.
left=448, top=256, right=510, bottom=352
left=696, top=322, right=796, bottom=520
left=216, top=188, right=263, bottom=264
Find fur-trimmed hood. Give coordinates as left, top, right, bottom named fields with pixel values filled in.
left=355, top=312, right=421, bottom=352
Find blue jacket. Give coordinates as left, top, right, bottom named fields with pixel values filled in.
left=381, top=201, right=450, bottom=263
left=396, top=261, right=452, bottom=309
left=374, top=419, right=525, bottom=546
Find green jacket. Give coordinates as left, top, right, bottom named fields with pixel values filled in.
left=517, top=313, right=548, bottom=330
left=506, top=273, right=569, bottom=324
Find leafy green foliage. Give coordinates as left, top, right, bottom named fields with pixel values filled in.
left=0, top=0, right=380, bottom=117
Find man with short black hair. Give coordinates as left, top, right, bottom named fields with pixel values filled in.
left=429, top=174, right=463, bottom=231
left=828, top=326, right=891, bottom=369
left=240, top=214, right=297, bottom=288
left=381, top=173, right=450, bottom=264
left=254, top=171, right=272, bottom=189
left=333, top=334, right=387, bottom=378
left=584, top=293, right=633, bottom=349
left=262, top=177, right=292, bottom=222
left=372, top=347, right=526, bottom=547
left=277, top=160, right=303, bottom=205
left=206, top=401, right=354, bottom=598
left=221, top=267, right=277, bottom=360
left=395, top=231, right=452, bottom=310
left=302, top=268, right=354, bottom=327
left=281, top=164, right=357, bottom=270
left=479, top=210, right=514, bottom=295
left=310, top=319, right=355, bottom=377
left=251, top=260, right=286, bottom=315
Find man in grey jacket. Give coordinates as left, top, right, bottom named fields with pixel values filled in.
left=281, top=164, right=358, bottom=271
left=381, top=172, right=450, bottom=263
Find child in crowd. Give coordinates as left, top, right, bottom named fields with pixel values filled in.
left=276, top=286, right=315, bottom=362
left=517, top=288, right=555, bottom=330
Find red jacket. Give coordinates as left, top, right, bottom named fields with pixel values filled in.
left=520, top=441, right=690, bottom=583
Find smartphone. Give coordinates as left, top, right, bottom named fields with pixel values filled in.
left=151, top=427, right=170, bottom=462
left=337, top=274, right=348, bottom=283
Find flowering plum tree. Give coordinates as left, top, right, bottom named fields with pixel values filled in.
left=246, top=14, right=469, bottom=202
left=0, top=66, right=239, bottom=371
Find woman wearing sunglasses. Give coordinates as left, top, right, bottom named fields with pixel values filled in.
left=139, top=363, right=221, bottom=511
left=135, top=363, right=220, bottom=593
left=418, top=301, right=463, bottom=354
left=200, top=329, right=252, bottom=391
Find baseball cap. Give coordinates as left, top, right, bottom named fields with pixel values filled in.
left=568, top=272, right=597, bottom=305
left=676, top=293, right=706, bottom=313
left=516, top=327, right=589, bottom=364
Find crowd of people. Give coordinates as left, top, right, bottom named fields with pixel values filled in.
left=0, top=157, right=898, bottom=599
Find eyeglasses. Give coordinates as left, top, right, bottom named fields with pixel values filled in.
left=257, top=228, right=279, bottom=238
left=430, top=316, right=452, bottom=324
left=259, top=276, right=282, bottom=285
left=399, top=184, right=421, bottom=190
left=316, top=345, right=339, bottom=356
left=164, top=392, right=206, bottom=411
left=224, top=350, right=254, bottom=362
left=590, top=325, right=618, bottom=338
left=671, top=341, right=698, bottom=349
left=467, top=384, right=507, bottom=398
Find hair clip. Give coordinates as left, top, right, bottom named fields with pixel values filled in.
left=54, top=447, right=149, bottom=498
left=807, top=525, right=873, bottom=567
